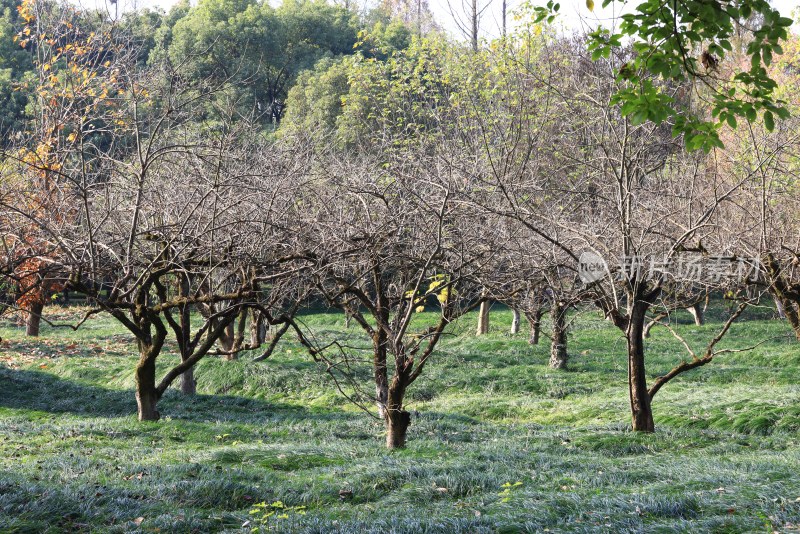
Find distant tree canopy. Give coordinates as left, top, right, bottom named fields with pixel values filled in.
left=0, top=0, right=33, bottom=137
left=2, top=0, right=793, bottom=144
left=167, top=0, right=359, bottom=126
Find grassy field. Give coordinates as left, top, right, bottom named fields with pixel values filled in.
left=1, top=305, right=799, bottom=532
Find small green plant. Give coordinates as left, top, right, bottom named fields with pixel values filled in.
left=755, top=510, right=775, bottom=532
left=248, top=500, right=307, bottom=532
left=498, top=481, right=523, bottom=503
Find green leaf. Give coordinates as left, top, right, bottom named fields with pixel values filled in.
left=764, top=110, right=774, bottom=132
left=763, top=47, right=772, bottom=66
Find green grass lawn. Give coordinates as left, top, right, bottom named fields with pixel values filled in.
left=1, top=305, right=799, bottom=532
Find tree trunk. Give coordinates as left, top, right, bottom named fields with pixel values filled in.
left=510, top=308, right=521, bottom=334
left=180, top=367, right=196, bottom=395
left=687, top=303, right=704, bottom=326
left=135, top=355, right=160, bottom=421
left=376, top=382, right=388, bottom=419
left=25, top=301, right=44, bottom=337
left=386, top=409, right=411, bottom=449
left=785, top=301, right=800, bottom=341
left=549, top=301, right=568, bottom=369
left=771, top=292, right=800, bottom=341
left=526, top=310, right=542, bottom=345
left=374, top=346, right=388, bottom=419
left=774, top=294, right=787, bottom=319
left=763, top=254, right=800, bottom=341
left=384, top=374, right=411, bottom=449
left=177, top=277, right=195, bottom=395
left=251, top=310, right=267, bottom=346
left=476, top=300, right=490, bottom=335
left=373, top=317, right=390, bottom=418
left=470, top=0, right=478, bottom=52
left=502, top=0, right=507, bottom=37
left=627, top=304, right=654, bottom=432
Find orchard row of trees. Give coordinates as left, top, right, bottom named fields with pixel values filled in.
left=1, top=0, right=799, bottom=448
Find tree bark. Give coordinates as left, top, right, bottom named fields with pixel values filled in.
left=386, top=409, right=411, bottom=449
left=526, top=309, right=542, bottom=345
left=374, top=332, right=389, bottom=419
left=180, top=368, right=196, bottom=395
left=470, top=0, right=478, bottom=52
left=25, top=301, right=44, bottom=337
left=627, top=303, right=654, bottom=432
left=549, top=300, right=568, bottom=369
left=784, top=300, right=800, bottom=341
left=250, top=309, right=267, bottom=346
left=510, top=308, right=521, bottom=334
left=135, top=354, right=160, bottom=421
left=687, top=303, right=704, bottom=326
left=178, top=277, right=196, bottom=395
left=764, top=254, right=800, bottom=341
left=384, top=378, right=410, bottom=449
left=476, top=300, right=490, bottom=335
left=770, top=292, right=800, bottom=341
left=774, top=294, right=787, bottom=319
left=375, top=379, right=388, bottom=419
left=501, top=0, right=507, bottom=37
left=772, top=291, right=800, bottom=341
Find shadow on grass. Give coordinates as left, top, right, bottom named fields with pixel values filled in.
left=0, top=366, right=351, bottom=425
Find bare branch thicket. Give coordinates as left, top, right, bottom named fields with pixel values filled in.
left=281, top=123, right=516, bottom=448
left=461, top=34, right=767, bottom=432
left=0, top=2, right=316, bottom=420
left=722, top=117, right=800, bottom=340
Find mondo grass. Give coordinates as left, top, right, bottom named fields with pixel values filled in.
left=0, top=305, right=799, bottom=532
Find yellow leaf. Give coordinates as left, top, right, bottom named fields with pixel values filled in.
left=587, top=0, right=594, bottom=10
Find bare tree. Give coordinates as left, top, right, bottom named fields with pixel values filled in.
left=0, top=4, right=312, bottom=420
left=283, top=138, right=504, bottom=448
left=722, top=112, right=800, bottom=341
left=447, top=0, right=492, bottom=52
left=459, top=34, right=762, bottom=431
